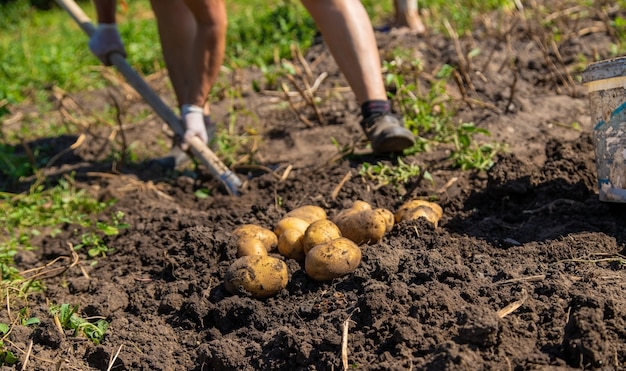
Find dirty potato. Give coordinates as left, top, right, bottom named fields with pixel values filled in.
left=237, top=237, right=269, bottom=257
left=301, top=219, right=342, bottom=255
left=273, top=216, right=311, bottom=238
left=277, top=228, right=306, bottom=262
left=304, top=237, right=362, bottom=281
left=395, top=199, right=443, bottom=227
left=285, top=205, right=327, bottom=224
left=233, top=224, right=278, bottom=252
left=333, top=201, right=394, bottom=245
left=224, top=255, right=289, bottom=299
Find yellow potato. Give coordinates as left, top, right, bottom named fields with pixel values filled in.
left=394, top=200, right=443, bottom=227
left=376, top=208, right=395, bottom=233
left=351, top=200, right=373, bottom=212
left=237, top=237, right=268, bottom=257
left=285, top=205, right=327, bottom=224
left=333, top=202, right=394, bottom=245
left=224, top=255, right=289, bottom=299
left=305, top=237, right=362, bottom=281
left=301, top=219, right=342, bottom=255
left=232, top=224, right=278, bottom=252
left=277, top=228, right=306, bottom=262
left=274, top=216, right=310, bottom=238
left=400, top=206, right=441, bottom=227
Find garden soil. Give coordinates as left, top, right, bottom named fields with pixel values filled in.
left=3, top=2, right=626, bottom=370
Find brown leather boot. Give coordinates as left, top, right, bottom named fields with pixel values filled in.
left=361, top=113, right=415, bottom=153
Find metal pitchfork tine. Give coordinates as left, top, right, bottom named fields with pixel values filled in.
left=55, top=0, right=243, bottom=196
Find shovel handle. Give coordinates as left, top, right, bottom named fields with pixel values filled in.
left=55, top=0, right=242, bottom=196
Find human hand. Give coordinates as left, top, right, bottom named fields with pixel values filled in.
left=181, top=104, right=209, bottom=151
left=88, top=24, right=126, bottom=66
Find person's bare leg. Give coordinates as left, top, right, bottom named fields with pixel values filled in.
left=300, top=0, right=415, bottom=153
left=149, top=0, right=195, bottom=111
left=300, top=0, right=385, bottom=104
left=94, top=0, right=117, bottom=23
left=182, top=0, right=227, bottom=114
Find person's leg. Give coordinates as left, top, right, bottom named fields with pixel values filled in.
left=300, top=0, right=415, bottom=153
left=149, top=0, right=226, bottom=166
left=149, top=0, right=195, bottom=111
left=300, top=0, right=385, bottom=104
left=182, top=0, right=227, bottom=114
left=94, top=0, right=117, bottom=23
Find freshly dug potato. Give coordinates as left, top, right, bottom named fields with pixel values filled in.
left=395, top=199, right=443, bottom=227
left=232, top=224, right=278, bottom=252
left=305, top=237, right=362, bottom=281
left=224, top=255, right=289, bottom=299
left=277, top=228, right=306, bottom=262
left=333, top=201, right=395, bottom=245
left=237, top=237, right=268, bottom=257
left=377, top=208, right=396, bottom=233
left=301, top=219, right=342, bottom=255
left=274, top=216, right=311, bottom=238
left=285, top=205, right=327, bottom=224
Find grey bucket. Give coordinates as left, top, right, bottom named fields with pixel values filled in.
left=582, top=56, right=626, bottom=202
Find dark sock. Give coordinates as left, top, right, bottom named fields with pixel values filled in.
left=361, top=100, right=391, bottom=121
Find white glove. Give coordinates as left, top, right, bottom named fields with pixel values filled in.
left=88, top=24, right=126, bottom=66
left=181, top=104, right=209, bottom=151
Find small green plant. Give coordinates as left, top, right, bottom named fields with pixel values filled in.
left=0, top=323, right=18, bottom=366
left=450, top=122, right=501, bottom=171
left=359, top=158, right=432, bottom=188
left=74, top=210, right=129, bottom=258
left=0, top=144, right=34, bottom=180
left=50, top=303, right=108, bottom=345
left=212, top=107, right=261, bottom=166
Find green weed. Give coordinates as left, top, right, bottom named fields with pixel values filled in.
left=0, top=144, right=34, bottom=180
left=73, top=210, right=128, bottom=259
left=383, top=48, right=502, bottom=171
left=359, top=158, right=432, bottom=189
left=50, top=303, right=109, bottom=345
left=421, top=0, right=516, bottom=36
left=450, top=122, right=502, bottom=171
left=0, top=324, right=18, bottom=366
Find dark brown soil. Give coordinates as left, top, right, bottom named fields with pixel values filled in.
left=3, top=2, right=626, bottom=370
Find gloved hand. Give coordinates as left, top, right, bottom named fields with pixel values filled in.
left=181, top=104, right=209, bottom=151
left=88, top=23, right=126, bottom=66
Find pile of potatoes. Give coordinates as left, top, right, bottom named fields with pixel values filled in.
left=274, top=205, right=362, bottom=282
left=224, top=224, right=287, bottom=299
left=224, top=199, right=442, bottom=298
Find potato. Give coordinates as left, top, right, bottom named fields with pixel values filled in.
left=377, top=208, right=396, bottom=233
left=274, top=216, right=310, bottom=238
left=401, top=206, right=440, bottom=227
left=237, top=237, right=268, bottom=257
left=351, top=200, right=373, bottom=212
left=301, top=219, right=342, bottom=255
left=285, top=205, right=327, bottom=224
left=395, top=200, right=443, bottom=227
left=277, top=229, right=306, bottom=262
left=305, top=237, right=362, bottom=281
left=333, top=201, right=394, bottom=245
left=232, top=224, right=278, bottom=252
left=224, top=255, right=289, bottom=299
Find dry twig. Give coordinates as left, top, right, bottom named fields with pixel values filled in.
left=20, top=340, right=33, bottom=371
left=497, top=288, right=528, bottom=318
left=331, top=171, right=352, bottom=200
left=107, top=344, right=124, bottom=371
